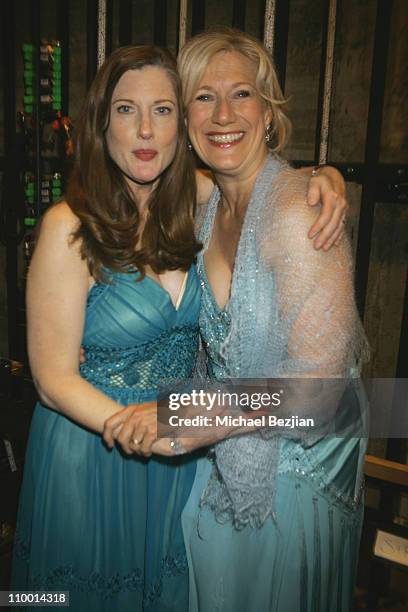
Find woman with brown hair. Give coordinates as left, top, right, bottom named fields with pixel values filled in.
left=12, top=42, right=348, bottom=612
left=12, top=45, right=202, bottom=612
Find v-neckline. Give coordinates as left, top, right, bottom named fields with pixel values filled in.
left=201, top=186, right=256, bottom=313
left=143, top=267, right=191, bottom=312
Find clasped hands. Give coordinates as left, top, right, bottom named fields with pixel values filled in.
left=102, top=402, right=207, bottom=458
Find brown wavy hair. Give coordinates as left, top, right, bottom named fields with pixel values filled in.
left=67, top=45, right=200, bottom=281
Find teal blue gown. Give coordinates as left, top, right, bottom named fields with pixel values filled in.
left=181, top=159, right=368, bottom=612
left=11, top=266, right=201, bottom=612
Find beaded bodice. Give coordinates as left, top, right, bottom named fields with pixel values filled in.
left=79, top=266, right=201, bottom=405
left=196, top=208, right=232, bottom=380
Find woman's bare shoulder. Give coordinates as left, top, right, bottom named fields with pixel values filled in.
left=36, top=201, right=82, bottom=247
left=33, top=201, right=88, bottom=270
left=41, top=201, right=80, bottom=229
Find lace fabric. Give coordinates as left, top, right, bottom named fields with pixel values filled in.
left=195, top=155, right=369, bottom=528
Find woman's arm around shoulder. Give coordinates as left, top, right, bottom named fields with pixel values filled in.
left=265, top=170, right=366, bottom=375
left=27, top=202, right=124, bottom=433
left=297, top=164, right=348, bottom=249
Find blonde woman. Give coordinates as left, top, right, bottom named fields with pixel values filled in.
left=175, top=29, right=367, bottom=612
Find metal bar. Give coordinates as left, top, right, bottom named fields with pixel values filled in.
left=314, top=0, right=330, bottom=163
left=191, top=0, right=205, bottom=36
left=317, top=0, right=337, bottom=164
left=178, top=0, right=188, bottom=50
left=97, top=0, right=108, bottom=68
left=282, top=160, right=408, bottom=197
left=263, top=0, right=277, bottom=55
left=232, top=0, right=246, bottom=30
left=154, top=0, right=167, bottom=46
left=119, top=0, right=132, bottom=46
left=355, top=0, right=393, bottom=316
left=273, top=0, right=291, bottom=91
left=57, top=0, right=70, bottom=116
left=86, top=0, right=98, bottom=85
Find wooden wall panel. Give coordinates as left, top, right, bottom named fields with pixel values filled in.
left=110, top=0, right=120, bottom=51
left=205, top=0, right=233, bottom=29
left=367, top=439, right=388, bottom=461
left=245, top=0, right=264, bottom=39
left=69, top=0, right=87, bottom=125
left=110, top=0, right=180, bottom=54
left=39, top=0, right=57, bottom=40
left=165, top=0, right=180, bottom=53
left=329, top=0, right=376, bottom=163
left=380, top=0, right=408, bottom=164
left=347, top=182, right=362, bottom=260
left=363, top=202, right=408, bottom=378
left=132, top=0, right=154, bottom=45
left=284, top=0, right=325, bottom=161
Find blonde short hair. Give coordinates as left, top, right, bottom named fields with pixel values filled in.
left=178, top=27, right=291, bottom=153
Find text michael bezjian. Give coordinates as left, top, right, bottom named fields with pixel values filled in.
left=167, top=414, right=315, bottom=429
left=216, top=415, right=315, bottom=428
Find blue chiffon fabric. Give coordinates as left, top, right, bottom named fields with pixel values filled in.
left=181, top=167, right=368, bottom=612
left=11, top=267, right=201, bottom=612
left=182, top=262, right=367, bottom=612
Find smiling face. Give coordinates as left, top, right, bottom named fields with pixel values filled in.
left=187, top=50, right=272, bottom=180
left=105, top=66, right=178, bottom=196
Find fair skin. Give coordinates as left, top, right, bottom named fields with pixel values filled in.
left=28, top=67, right=185, bottom=434
left=102, top=51, right=348, bottom=456
left=106, top=66, right=188, bottom=300
left=196, top=165, right=347, bottom=249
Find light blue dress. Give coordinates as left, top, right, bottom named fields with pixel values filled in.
left=181, top=157, right=368, bottom=612
left=12, top=266, right=201, bottom=612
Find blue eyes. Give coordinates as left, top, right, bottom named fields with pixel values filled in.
left=115, top=105, right=173, bottom=115
left=195, top=90, right=252, bottom=102
left=235, top=90, right=251, bottom=98
left=155, top=106, right=172, bottom=115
